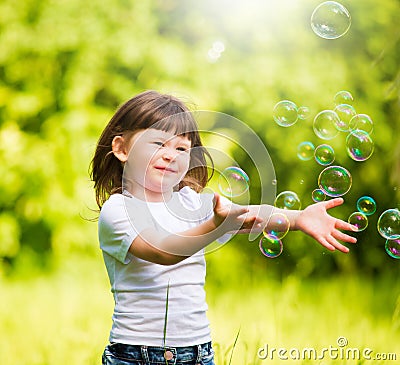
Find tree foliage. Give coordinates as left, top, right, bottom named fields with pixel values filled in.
left=0, top=0, right=399, bottom=276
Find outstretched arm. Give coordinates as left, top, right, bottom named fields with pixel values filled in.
left=129, top=193, right=261, bottom=265
left=246, top=198, right=357, bottom=253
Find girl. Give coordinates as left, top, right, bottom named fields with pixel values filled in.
left=90, top=90, right=357, bottom=365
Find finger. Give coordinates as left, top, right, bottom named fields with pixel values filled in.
left=323, top=197, right=344, bottom=210
left=335, top=219, right=358, bottom=232
left=317, top=236, right=336, bottom=251
left=326, top=235, right=350, bottom=253
left=332, top=229, right=357, bottom=244
left=213, top=193, right=220, bottom=209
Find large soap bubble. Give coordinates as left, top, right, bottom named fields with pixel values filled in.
left=274, top=191, right=301, bottom=210
left=313, top=110, right=340, bottom=140
left=346, top=130, right=374, bottom=162
left=311, top=1, right=352, bottom=40
left=377, top=209, right=400, bottom=239
left=273, top=100, right=298, bottom=127
left=318, top=165, right=352, bottom=197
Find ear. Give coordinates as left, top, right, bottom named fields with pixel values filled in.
left=112, top=136, right=129, bottom=162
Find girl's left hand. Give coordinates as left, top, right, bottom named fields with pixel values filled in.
left=295, top=198, right=357, bottom=253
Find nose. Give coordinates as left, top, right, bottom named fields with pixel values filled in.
left=162, top=148, right=178, bottom=161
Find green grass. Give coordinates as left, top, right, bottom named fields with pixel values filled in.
left=0, top=254, right=399, bottom=365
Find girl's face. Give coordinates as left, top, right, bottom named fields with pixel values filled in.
left=124, top=128, right=192, bottom=201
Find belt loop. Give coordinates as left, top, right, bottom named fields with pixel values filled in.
left=141, top=345, right=149, bottom=364
left=195, top=344, right=202, bottom=364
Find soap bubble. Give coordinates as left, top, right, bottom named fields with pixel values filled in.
left=259, top=234, right=283, bottom=258
left=218, top=166, right=249, bottom=198
left=356, top=196, right=377, bottom=216
left=346, top=130, right=374, bottom=161
left=273, top=100, right=298, bottom=127
left=314, top=144, right=335, bottom=166
left=264, top=213, right=290, bottom=239
left=313, top=110, right=340, bottom=140
left=312, top=188, right=326, bottom=202
left=334, top=90, right=354, bottom=105
left=385, top=238, right=400, bottom=259
left=298, top=106, right=311, bottom=120
left=297, top=141, right=315, bottom=161
left=349, top=114, right=374, bottom=134
left=311, top=1, right=352, bottom=40
left=318, top=165, right=352, bottom=197
left=274, top=191, right=301, bottom=210
left=348, top=212, right=368, bottom=232
left=377, top=209, right=400, bottom=239
left=334, top=104, right=356, bottom=131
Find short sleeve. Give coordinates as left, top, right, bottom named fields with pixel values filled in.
left=98, top=195, right=151, bottom=264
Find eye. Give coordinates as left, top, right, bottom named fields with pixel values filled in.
left=152, top=141, right=164, bottom=147
left=176, top=146, right=189, bottom=152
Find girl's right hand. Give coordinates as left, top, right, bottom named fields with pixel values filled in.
left=212, top=193, right=262, bottom=233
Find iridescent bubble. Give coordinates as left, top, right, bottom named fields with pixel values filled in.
left=259, top=234, right=283, bottom=258
left=298, top=106, right=311, bottom=120
left=334, top=90, right=354, bottom=105
left=334, top=104, right=356, bottom=131
left=377, top=209, right=400, bottom=239
left=314, top=144, right=335, bottom=166
left=348, top=212, right=368, bottom=232
left=311, top=1, right=352, bottom=40
left=313, top=110, right=340, bottom=140
left=297, top=141, right=315, bottom=161
left=312, top=188, right=327, bottom=202
left=349, top=114, right=374, bottom=134
left=218, top=166, right=249, bottom=198
left=346, top=130, right=374, bottom=161
left=274, top=191, right=301, bottom=210
left=273, top=100, right=298, bottom=127
left=318, top=165, right=352, bottom=197
left=356, top=196, right=377, bottom=216
left=385, top=238, right=400, bottom=259
left=264, top=213, right=290, bottom=239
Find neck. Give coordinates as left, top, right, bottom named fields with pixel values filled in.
left=124, top=182, right=173, bottom=202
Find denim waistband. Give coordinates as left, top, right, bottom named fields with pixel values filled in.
left=104, top=341, right=213, bottom=364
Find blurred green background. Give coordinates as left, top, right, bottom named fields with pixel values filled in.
left=1, top=0, right=399, bottom=364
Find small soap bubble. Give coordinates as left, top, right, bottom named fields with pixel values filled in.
left=334, top=90, right=354, bottom=105
left=272, top=179, right=278, bottom=186
left=318, top=165, right=352, bottom=197
left=334, top=104, right=356, bottom=131
left=346, top=130, right=374, bottom=161
left=348, top=212, right=368, bottom=232
left=297, top=141, right=315, bottom=161
left=273, top=100, right=298, bottom=127
left=312, top=188, right=326, bottom=202
left=274, top=191, right=301, bottom=210
left=259, top=234, right=283, bottom=258
left=264, top=213, right=290, bottom=239
left=311, top=1, right=352, bottom=40
left=356, top=196, right=377, bottom=216
left=385, top=238, right=400, bottom=259
left=314, top=144, right=335, bottom=166
left=218, top=166, right=249, bottom=198
left=298, top=106, right=311, bottom=120
left=313, top=110, right=340, bottom=140
left=377, top=209, right=400, bottom=239
left=349, top=114, right=374, bottom=134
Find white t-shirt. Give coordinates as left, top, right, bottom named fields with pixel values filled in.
left=99, top=186, right=229, bottom=346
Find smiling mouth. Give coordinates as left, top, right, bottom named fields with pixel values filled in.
left=154, top=166, right=177, bottom=173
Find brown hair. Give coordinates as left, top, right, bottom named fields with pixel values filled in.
left=90, top=90, right=213, bottom=209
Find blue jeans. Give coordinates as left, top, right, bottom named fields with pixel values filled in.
left=102, top=341, right=215, bottom=365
